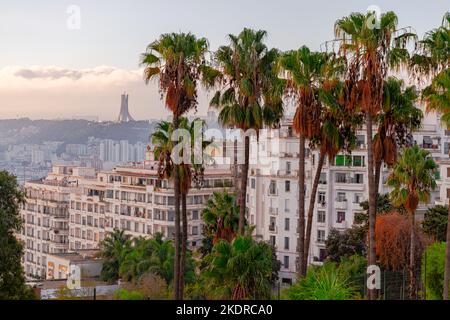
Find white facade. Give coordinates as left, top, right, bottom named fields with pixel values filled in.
left=247, top=106, right=449, bottom=284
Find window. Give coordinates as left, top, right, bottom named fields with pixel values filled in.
left=447, top=188, right=450, bottom=199
left=319, top=173, right=327, bottom=184
left=192, top=210, right=199, bottom=220
left=335, top=173, right=347, bottom=183
left=354, top=193, right=363, bottom=204
left=285, top=218, right=290, bottom=231
left=353, top=173, right=364, bottom=184
left=192, top=226, right=199, bottom=235
left=251, top=178, right=256, bottom=189
left=337, top=192, right=346, bottom=202
left=283, top=256, right=289, bottom=269
left=318, top=192, right=326, bottom=205
left=317, top=230, right=326, bottom=243
left=269, top=181, right=277, bottom=195
left=337, top=211, right=346, bottom=223
left=285, top=181, right=291, bottom=192
left=284, top=237, right=290, bottom=250
left=335, top=155, right=352, bottom=166
left=286, top=162, right=292, bottom=174
left=269, top=217, right=276, bottom=231
left=447, top=167, right=450, bottom=178
left=317, top=211, right=326, bottom=223
left=270, top=236, right=276, bottom=247
left=285, top=199, right=290, bottom=212
left=356, top=135, right=365, bottom=148
left=353, top=156, right=364, bottom=167
left=319, top=249, right=327, bottom=262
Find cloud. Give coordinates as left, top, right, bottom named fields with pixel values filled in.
left=0, top=65, right=143, bottom=89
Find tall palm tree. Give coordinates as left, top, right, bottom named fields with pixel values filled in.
left=206, top=28, right=284, bottom=236
left=152, top=117, right=210, bottom=297
left=334, top=11, right=416, bottom=298
left=374, top=77, right=422, bottom=189
left=141, top=32, right=209, bottom=300
left=387, top=145, right=437, bottom=299
left=202, top=191, right=240, bottom=244
left=280, top=47, right=353, bottom=275
left=410, top=12, right=450, bottom=299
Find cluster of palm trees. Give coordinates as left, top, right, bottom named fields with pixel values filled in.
left=140, top=10, right=449, bottom=300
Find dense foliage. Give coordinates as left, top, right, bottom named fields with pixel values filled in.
left=422, top=242, right=446, bottom=300
left=0, top=171, right=35, bottom=299
left=422, top=205, right=448, bottom=241
left=325, top=227, right=367, bottom=262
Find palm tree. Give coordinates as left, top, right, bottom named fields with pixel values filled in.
left=99, top=229, right=130, bottom=283
left=204, top=235, right=274, bottom=300
left=387, top=145, right=437, bottom=299
left=334, top=11, right=416, bottom=298
left=202, top=191, right=240, bottom=244
left=280, top=47, right=355, bottom=275
left=410, top=12, right=450, bottom=299
left=206, top=28, right=284, bottom=236
left=152, top=117, right=210, bottom=297
left=374, top=77, right=422, bottom=188
left=141, top=32, right=208, bottom=299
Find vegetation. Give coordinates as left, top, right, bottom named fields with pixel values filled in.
left=422, top=205, right=449, bottom=242
left=325, top=227, right=367, bottom=262
left=387, top=145, right=437, bottom=298
left=376, top=212, right=428, bottom=271
left=0, top=171, right=35, bottom=300
left=206, top=28, right=284, bottom=236
left=422, top=242, right=446, bottom=300
left=203, top=235, right=276, bottom=300
left=141, top=32, right=209, bottom=299
left=286, top=260, right=360, bottom=300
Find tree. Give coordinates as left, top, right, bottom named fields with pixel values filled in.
left=410, top=12, right=449, bottom=299
left=376, top=212, right=428, bottom=271
left=387, top=145, right=437, bottom=298
left=141, top=32, right=209, bottom=299
left=286, top=261, right=359, bottom=300
left=202, top=191, right=240, bottom=244
left=280, top=46, right=357, bottom=275
left=422, top=205, right=449, bottom=242
left=204, top=235, right=275, bottom=300
left=99, top=229, right=130, bottom=283
left=334, top=11, right=416, bottom=299
left=422, top=242, right=446, bottom=300
left=152, top=117, right=210, bottom=296
left=0, top=171, right=35, bottom=299
left=206, top=28, right=284, bottom=236
left=374, top=77, right=422, bottom=188
left=325, top=227, right=367, bottom=262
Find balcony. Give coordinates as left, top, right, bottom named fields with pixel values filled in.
left=268, top=224, right=277, bottom=233
left=269, top=207, right=278, bottom=215
left=335, top=220, right=348, bottom=229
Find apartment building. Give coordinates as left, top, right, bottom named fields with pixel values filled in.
left=68, top=160, right=234, bottom=251
left=19, top=165, right=95, bottom=279
left=247, top=107, right=448, bottom=284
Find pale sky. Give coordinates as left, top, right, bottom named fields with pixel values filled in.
left=0, top=0, right=448, bottom=120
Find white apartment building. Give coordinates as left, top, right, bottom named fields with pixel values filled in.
left=19, top=165, right=95, bottom=279
left=68, top=159, right=234, bottom=251
left=247, top=107, right=449, bottom=284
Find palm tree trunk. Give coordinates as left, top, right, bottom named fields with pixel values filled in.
left=297, top=135, right=306, bottom=278
left=179, top=192, right=187, bottom=300
left=374, top=160, right=382, bottom=195
left=238, top=135, right=250, bottom=235
left=366, top=113, right=378, bottom=300
left=172, top=116, right=181, bottom=300
left=443, top=204, right=450, bottom=299
left=409, top=210, right=416, bottom=300
left=303, top=151, right=325, bottom=271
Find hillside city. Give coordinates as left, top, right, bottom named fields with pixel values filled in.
left=0, top=5, right=449, bottom=303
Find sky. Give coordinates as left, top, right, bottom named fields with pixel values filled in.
left=0, top=0, right=448, bottom=121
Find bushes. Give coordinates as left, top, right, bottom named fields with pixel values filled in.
left=286, top=260, right=360, bottom=300
left=422, top=242, right=446, bottom=300
left=325, top=227, right=366, bottom=262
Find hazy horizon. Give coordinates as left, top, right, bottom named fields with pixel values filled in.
left=1, top=0, right=448, bottom=121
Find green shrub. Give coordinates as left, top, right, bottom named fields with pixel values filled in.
left=422, top=242, right=445, bottom=300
